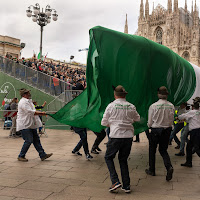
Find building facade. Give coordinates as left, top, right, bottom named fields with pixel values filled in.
left=136, top=0, right=200, bottom=66
left=0, top=35, right=24, bottom=59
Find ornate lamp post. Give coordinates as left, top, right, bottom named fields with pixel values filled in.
left=26, top=3, right=58, bottom=58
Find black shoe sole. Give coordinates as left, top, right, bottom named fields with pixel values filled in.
left=181, top=163, right=192, bottom=167
left=166, top=168, right=174, bottom=181
left=91, top=151, right=99, bottom=154
left=145, top=169, right=155, bottom=176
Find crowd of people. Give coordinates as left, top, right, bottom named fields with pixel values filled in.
left=6, top=54, right=87, bottom=89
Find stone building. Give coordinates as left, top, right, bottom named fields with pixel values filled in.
left=0, top=35, right=25, bottom=58
left=134, top=0, right=200, bottom=66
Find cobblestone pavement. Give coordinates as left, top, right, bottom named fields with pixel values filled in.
left=0, top=129, right=199, bottom=200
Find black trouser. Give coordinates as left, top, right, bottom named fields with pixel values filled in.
left=148, top=127, right=172, bottom=173
left=73, top=127, right=89, bottom=155
left=91, top=129, right=106, bottom=150
left=145, top=129, right=150, bottom=140
left=105, top=138, right=133, bottom=187
left=186, top=128, right=200, bottom=164
left=135, top=134, right=140, bottom=141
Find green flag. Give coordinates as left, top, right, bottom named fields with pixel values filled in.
left=37, top=52, right=41, bottom=59
left=50, top=26, right=200, bottom=134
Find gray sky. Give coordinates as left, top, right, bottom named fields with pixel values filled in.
left=0, top=0, right=195, bottom=64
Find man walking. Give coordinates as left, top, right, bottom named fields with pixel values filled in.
left=101, top=85, right=140, bottom=193
left=72, top=127, right=93, bottom=160
left=91, top=129, right=106, bottom=154
left=17, top=88, right=53, bottom=162
left=146, top=86, right=174, bottom=181
left=179, top=99, right=200, bottom=167
left=169, top=102, right=187, bottom=148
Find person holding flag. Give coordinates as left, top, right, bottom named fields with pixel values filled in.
left=102, top=85, right=140, bottom=193
left=179, top=97, right=200, bottom=167
left=146, top=86, right=174, bottom=181
left=17, top=88, right=52, bottom=162
left=9, top=97, right=18, bottom=137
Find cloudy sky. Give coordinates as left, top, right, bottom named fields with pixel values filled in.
left=1, top=0, right=195, bottom=64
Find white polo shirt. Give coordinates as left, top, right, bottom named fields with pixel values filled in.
left=101, top=98, right=140, bottom=138
left=148, top=99, right=175, bottom=128
left=16, top=97, right=42, bottom=131
left=178, top=109, right=200, bottom=131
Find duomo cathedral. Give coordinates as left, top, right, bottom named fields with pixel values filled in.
left=125, top=0, right=200, bottom=66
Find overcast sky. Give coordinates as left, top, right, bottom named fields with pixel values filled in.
left=1, top=0, right=195, bottom=64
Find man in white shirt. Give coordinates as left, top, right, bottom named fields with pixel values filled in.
left=179, top=100, right=200, bottom=167
left=101, top=85, right=140, bottom=193
left=17, top=88, right=53, bottom=162
left=147, top=86, right=175, bottom=181
left=169, top=102, right=187, bottom=148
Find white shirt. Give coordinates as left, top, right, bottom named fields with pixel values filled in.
left=178, top=109, right=200, bottom=131
left=148, top=99, right=175, bottom=128
left=177, top=107, right=187, bottom=116
left=16, top=97, right=42, bottom=131
left=101, top=98, right=140, bottom=138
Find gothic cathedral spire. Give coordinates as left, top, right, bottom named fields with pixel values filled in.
left=168, top=0, right=172, bottom=14
left=174, top=0, right=178, bottom=13
left=145, top=0, right=149, bottom=20
left=140, top=0, right=144, bottom=20
left=194, top=0, right=197, bottom=12
left=185, top=0, right=187, bottom=12
left=124, top=14, right=128, bottom=34
left=191, top=0, right=194, bottom=15
left=194, top=0, right=199, bottom=26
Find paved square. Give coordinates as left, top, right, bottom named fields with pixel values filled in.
left=0, top=129, right=199, bottom=200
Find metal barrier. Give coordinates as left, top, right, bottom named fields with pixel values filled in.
left=0, top=56, right=74, bottom=98
left=47, top=90, right=82, bottom=112
left=0, top=89, right=83, bottom=135
left=1, top=110, right=49, bottom=138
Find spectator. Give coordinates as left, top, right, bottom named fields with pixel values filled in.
left=9, top=98, right=18, bottom=137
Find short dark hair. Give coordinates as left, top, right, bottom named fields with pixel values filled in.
left=192, top=102, right=199, bottom=109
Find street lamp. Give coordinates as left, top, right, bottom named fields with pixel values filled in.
left=26, top=3, right=58, bottom=59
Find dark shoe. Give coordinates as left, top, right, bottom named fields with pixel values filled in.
left=133, top=140, right=140, bottom=143
left=18, top=157, right=28, bottom=162
left=175, top=152, right=185, bottom=156
left=96, top=147, right=102, bottom=151
left=121, top=186, right=131, bottom=193
left=145, top=169, right=155, bottom=176
left=86, top=154, right=93, bottom=160
left=16, top=131, right=22, bottom=136
left=39, top=131, right=44, bottom=135
left=181, top=162, right=192, bottom=167
left=41, top=153, right=53, bottom=161
left=175, top=145, right=180, bottom=149
left=166, top=167, right=174, bottom=181
left=91, top=149, right=99, bottom=154
left=109, top=181, right=121, bottom=192
left=72, top=151, right=82, bottom=156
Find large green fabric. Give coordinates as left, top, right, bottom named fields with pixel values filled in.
left=50, top=26, right=196, bottom=134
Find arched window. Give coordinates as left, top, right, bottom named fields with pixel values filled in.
left=182, top=51, right=190, bottom=61
left=155, top=27, right=163, bottom=45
